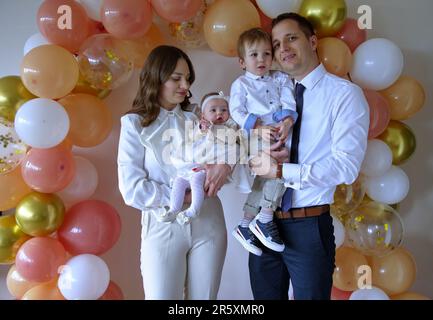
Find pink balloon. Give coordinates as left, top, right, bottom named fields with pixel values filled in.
left=99, top=281, right=124, bottom=300
left=335, top=18, right=367, bottom=52
left=363, top=89, right=391, bottom=139
left=331, top=286, right=352, bottom=300
left=101, top=0, right=152, bottom=39
left=58, top=200, right=121, bottom=255
left=15, top=237, right=67, bottom=282
left=37, top=0, right=90, bottom=53
left=21, top=145, right=75, bottom=193
left=150, top=0, right=202, bottom=23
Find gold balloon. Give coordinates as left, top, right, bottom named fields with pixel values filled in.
left=370, top=247, right=417, bottom=296
left=317, top=37, right=352, bottom=77
left=377, top=120, right=416, bottom=165
left=361, top=194, right=400, bottom=212
left=15, top=192, right=65, bottom=237
left=391, top=292, right=431, bottom=300
left=299, top=0, right=347, bottom=38
left=332, top=176, right=365, bottom=217
left=72, top=73, right=111, bottom=99
left=0, top=215, right=31, bottom=264
left=0, top=75, right=36, bottom=121
left=333, top=247, right=368, bottom=291
left=380, top=76, right=426, bottom=120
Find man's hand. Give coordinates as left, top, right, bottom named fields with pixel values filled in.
left=204, top=164, right=232, bottom=197
left=269, top=140, right=290, bottom=163
left=254, top=125, right=278, bottom=142
left=249, top=152, right=279, bottom=178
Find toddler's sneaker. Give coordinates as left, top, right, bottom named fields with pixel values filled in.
left=249, top=216, right=285, bottom=252
left=232, top=225, right=263, bottom=256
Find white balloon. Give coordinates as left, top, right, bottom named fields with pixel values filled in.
left=14, top=98, right=70, bottom=148
left=365, top=166, right=410, bottom=204
left=57, top=156, right=99, bottom=205
left=331, top=214, right=345, bottom=249
left=58, top=254, right=110, bottom=300
left=23, top=33, right=51, bottom=56
left=361, top=139, right=393, bottom=177
left=77, top=0, right=103, bottom=21
left=349, top=286, right=390, bottom=300
left=256, top=0, right=301, bottom=19
left=350, top=38, right=404, bottom=90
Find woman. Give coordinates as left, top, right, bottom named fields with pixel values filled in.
left=117, top=45, right=230, bottom=299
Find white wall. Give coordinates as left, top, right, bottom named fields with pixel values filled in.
left=1, top=0, right=432, bottom=299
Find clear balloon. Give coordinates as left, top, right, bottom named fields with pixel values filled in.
left=0, top=167, right=32, bottom=211
left=363, top=89, right=391, bottom=139
left=101, top=0, right=152, bottom=40
left=331, top=214, right=345, bottom=249
left=345, top=201, right=404, bottom=256
left=317, top=37, right=352, bottom=77
left=15, top=237, right=67, bottom=282
left=360, top=139, right=393, bottom=177
left=151, top=0, right=203, bottom=23
left=369, top=247, right=416, bottom=296
left=99, top=280, right=125, bottom=300
left=77, top=34, right=133, bottom=90
left=298, top=0, right=347, bottom=38
left=6, top=265, right=40, bottom=299
left=365, top=166, right=410, bottom=204
left=58, top=254, right=110, bottom=300
left=349, top=286, right=390, bottom=300
left=21, top=145, right=75, bottom=193
left=331, top=177, right=365, bottom=217
left=23, top=33, right=51, bottom=56
left=21, top=45, right=79, bottom=99
left=0, top=215, right=31, bottom=264
left=0, top=75, right=36, bottom=122
left=0, top=118, right=27, bottom=175
left=203, top=0, right=261, bottom=57
left=72, top=73, right=111, bottom=99
left=335, top=18, right=367, bottom=52
left=15, top=192, right=65, bottom=237
left=333, top=247, right=368, bottom=291
left=350, top=38, right=404, bottom=91
left=37, top=0, right=90, bottom=53
left=58, top=200, right=121, bottom=255
left=58, top=94, right=113, bottom=147
left=380, top=75, right=426, bottom=120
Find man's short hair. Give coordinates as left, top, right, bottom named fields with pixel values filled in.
left=237, top=27, right=272, bottom=59
left=272, top=12, right=316, bottom=38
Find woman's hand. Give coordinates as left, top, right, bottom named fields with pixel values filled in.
left=204, top=164, right=232, bottom=197
left=183, top=190, right=192, bottom=204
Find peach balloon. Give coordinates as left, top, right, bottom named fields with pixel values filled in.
left=21, top=279, right=65, bottom=300
left=151, top=0, right=202, bottom=23
left=58, top=94, right=113, bottom=147
left=335, top=18, right=367, bottom=52
left=369, top=247, right=417, bottom=296
left=0, top=167, right=31, bottom=211
left=101, top=0, right=152, bottom=39
left=88, top=19, right=107, bottom=36
left=99, top=280, right=124, bottom=300
left=333, top=247, right=368, bottom=291
left=363, top=89, right=391, bottom=139
left=20, top=45, right=79, bottom=99
left=391, top=292, right=431, bottom=300
left=317, top=37, right=353, bottom=77
left=15, top=237, right=67, bottom=283
left=37, top=0, right=90, bottom=53
left=6, top=265, right=40, bottom=299
left=203, top=0, right=261, bottom=57
left=380, top=75, right=426, bottom=120
left=58, top=200, right=121, bottom=255
left=21, top=145, right=75, bottom=193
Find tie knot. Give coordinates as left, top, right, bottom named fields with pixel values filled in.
left=295, top=83, right=305, bottom=98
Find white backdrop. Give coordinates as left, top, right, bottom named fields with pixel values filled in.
left=1, top=0, right=432, bottom=299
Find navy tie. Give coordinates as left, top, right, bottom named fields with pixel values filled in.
left=281, top=83, right=305, bottom=212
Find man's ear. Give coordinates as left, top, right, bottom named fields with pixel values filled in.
left=310, top=35, right=318, bottom=51
left=239, top=57, right=246, bottom=70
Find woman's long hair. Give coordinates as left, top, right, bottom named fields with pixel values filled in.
left=126, top=45, right=195, bottom=127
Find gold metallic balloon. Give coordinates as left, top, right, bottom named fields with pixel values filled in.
left=299, top=0, right=347, bottom=38
left=15, top=192, right=65, bottom=237
left=0, top=76, right=36, bottom=121
left=332, top=176, right=365, bottom=217
left=377, top=120, right=416, bottom=165
left=0, top=215, right=31, bottom=264
left=72, top=73, right=111, bottom=99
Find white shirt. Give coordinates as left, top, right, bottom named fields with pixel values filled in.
left=229, top=70, right=296, bottom=128
left=282, top=64, right=369, bottom=207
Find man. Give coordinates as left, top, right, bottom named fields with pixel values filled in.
left=248, top=13, right=369, bottom=300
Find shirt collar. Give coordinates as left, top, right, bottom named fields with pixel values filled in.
left=297, top=63, right=326, bottom=91
left=244, top=71, right=271, bottom=81
left=159, top=104, right=183, bottom=118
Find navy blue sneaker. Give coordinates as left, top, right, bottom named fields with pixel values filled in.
left=249, top=216, right=285, bottom=252
left=232, top=225, right=263, bottom=256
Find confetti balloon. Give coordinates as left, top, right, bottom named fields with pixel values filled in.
left=331, top=177, right=365, bottom=217
left=0, top=118, right=27, bottom=175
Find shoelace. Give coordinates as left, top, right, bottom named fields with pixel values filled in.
left=263, top=221, right=282, bottom=241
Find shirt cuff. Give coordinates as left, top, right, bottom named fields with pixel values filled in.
left=243, top=114, right=259, bottom=132
left=282, top=163, right=301, bottom=190
left=272, top=109, right=298, bottom=123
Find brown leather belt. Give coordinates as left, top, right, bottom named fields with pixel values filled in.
left=275, top=204, right=330, bottom=219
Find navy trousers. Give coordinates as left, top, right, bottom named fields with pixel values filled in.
left=248, top=211, right=336, bottom=300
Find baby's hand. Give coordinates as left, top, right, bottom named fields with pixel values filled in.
left=199, top=118, right=211, bottom=131
left=255, top=125, right=278, bottom=142
left=276, top=117, right=294, bottom=142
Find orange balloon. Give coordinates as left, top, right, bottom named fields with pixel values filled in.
left=99, top=280, right=125, bottom=300
left=114, top=24, right=165, bottom=69
left=20, top=45, right=79, bottom=99
left=0, top=167, right=31, bottom=211
left=37, top=0, right=90, bottom=53
left=21, top=145, right=75, bottom=193
left=58, top=138, right=73, bottom=151
left=333, top=247, right=368, bottom=291
left=391, top=292, right=431, bottom=300
left=21, top=278, right=65, bottom=300
left=58, top=94, right=113, bottom=147
left=203, top=0, right=261, bottom=57
left=6, top=265, right=40, bottom=299
left=369, top=247, right=417, bottom=296
left=380, top=75, right=426, bottom=120
left=317, top=37, right=352, bottom=77
left=151, top=0, right=202, bottom=23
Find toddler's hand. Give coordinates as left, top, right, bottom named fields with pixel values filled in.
left=276, top=117, right=294, bottom=143
left=199, top=118, right=211, bottom=131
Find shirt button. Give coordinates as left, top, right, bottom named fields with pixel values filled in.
left=289, top=181, right=294, bottom=185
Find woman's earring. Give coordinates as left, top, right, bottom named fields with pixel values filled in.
left=187, top=90, right=192, bottom=98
